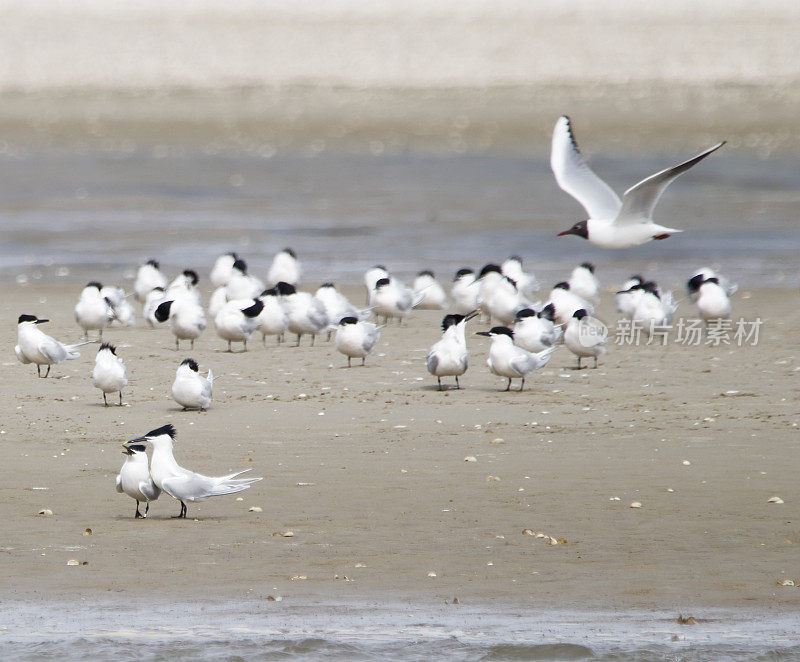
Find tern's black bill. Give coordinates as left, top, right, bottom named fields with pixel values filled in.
left=35, top=319, right=50, bottom=324
left=475, top=331, right=491, bottom=336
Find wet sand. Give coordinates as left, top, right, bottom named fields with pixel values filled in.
left=2, top=281, right=799, bottom=612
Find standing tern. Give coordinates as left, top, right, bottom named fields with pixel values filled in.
left=513, top=307, right=561, bottom=353
left=214, top=298, right=264, bottom=352
left=171, top=359, right=213, bottom=411
left=476, top=326, right=556, bottom=391
left=210, top=252, right=239, bottom=288
left=412, top=270, right=447, bottom=310
left=552, top=116, right=725, bottom=248
left=277, top=282, right=329, bottom=346
left=501, top=257, right=539, bottom=299
left=335, top=316, right=382, bottom=367
left=16, top=315, right=89, bottom=377
left=568, top=262, right=600, bottom=303
left=134, top=259, right=168, bottom=302
left=426, top=311, right=478, bottom=390
left=154, top=297, right=207, bottom=349
left=255, top=287, right=289, bottom=345
left=370, top=278, right=418, bottom=325
left=138, top=424, right=262, bottom=519
left=74, top=282, right=115, bottom=339
left=451, top=268, right=480, bottom=315
left=690, top=276, right=731, bottom=323
left=687, top=268, right=737, bottom=301
left=564, top=309, right=607, bottom=369
left=547, top=282, right=594, bottom=325
left=92, top=343, right=128, bottom=406
left=116, top=443, right=161, bottom=518
left=267, top=248, right=301, bottom=287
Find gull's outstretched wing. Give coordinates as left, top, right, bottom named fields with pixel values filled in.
left=551, top=116, right=621, bottom=220
left=615, top=142, right=725, bottom=226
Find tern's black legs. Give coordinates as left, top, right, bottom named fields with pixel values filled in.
left=44, top=365, right=50, bottom=378
left=361, top=357, right=365, bottom=366
left=172, top=501, right=187, bottom=519
left=144, top=502, right=150, bottom=517
left=594, top=357, right=598, bottom=369
left=455, top=376, right=460, bottom=389
left=103, top=393, right=108, bottom=406
left=347, top=357, right=352, bottom=368
left=135, top=501, right=143, bottom=518
left=437, top=377, right=443, bottom=391
left=577, top=357, right=582, bottom=370
left=119, top=391, right=123, bottom=405
left=519, top=378, right=525, bottom=392
left=505, top=378, right=511, bottom=391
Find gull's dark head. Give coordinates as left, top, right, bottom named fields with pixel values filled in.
left=283, top=248, right=297, bottom=259
left=260, top=287, right=278, bottom=298
left=339, top=316, right=358, bottom=326
left=454, top=268, right=474, bottom=281
left=572, top=309, right=589, bottom=321
left=478, top=264, right=502, bottom=278
left=183, top=270, right=199, bottom=286
left=319, top=282, right=336, bottom=290
left=145, top=259, right=160, bottom=269
left=580, top=262, right=595, bottom=274
left=86, top=281, right=103, bottom=291
left=553, top=281, right=570, bottom=291
left=375, top=277, right=391, bottom=290
left=558, top=220, right=589, bottom=240
left=276, top=281, right=296, bottom=296
left=180, top=358, right=199, bottom=372
left=98, top=343, right=117, bottom=355
left=705, top=276, right=720, bottom=285
left=417, top=269, right=434, bottom=278
left=232, top=258, right=247, bottom=274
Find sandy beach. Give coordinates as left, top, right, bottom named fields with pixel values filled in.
left=2, top=281, right=799, bottom=614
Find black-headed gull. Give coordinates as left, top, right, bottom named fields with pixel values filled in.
left=552, top=116, right=725, bottom=248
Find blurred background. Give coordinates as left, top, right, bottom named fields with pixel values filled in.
left=1, top=0, right=798, bottom=287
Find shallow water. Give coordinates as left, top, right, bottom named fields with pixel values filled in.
left=2, top=601, right=800, bottom=661
left=1, top=149, right=798, bottom=291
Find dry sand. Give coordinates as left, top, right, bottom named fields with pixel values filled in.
left=2, top=282, right=799, bottom=612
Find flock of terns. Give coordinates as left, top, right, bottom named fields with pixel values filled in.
left=13, top=115, right=734, bottom=518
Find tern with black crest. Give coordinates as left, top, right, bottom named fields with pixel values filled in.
left=476, top=326, right=555, bottom=391
left=136, top=424, right=262, bottom=519
left=116, top=443, right=160, bottom=518
left=171, top=359, right=213, bottom=411
left=426, top=311, right=478, bottom=390
left=335, top=316, right=382, bottom=367
left=92, top=343, right=128, bottom=406
left=15, top=315, right=89, bottom=378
